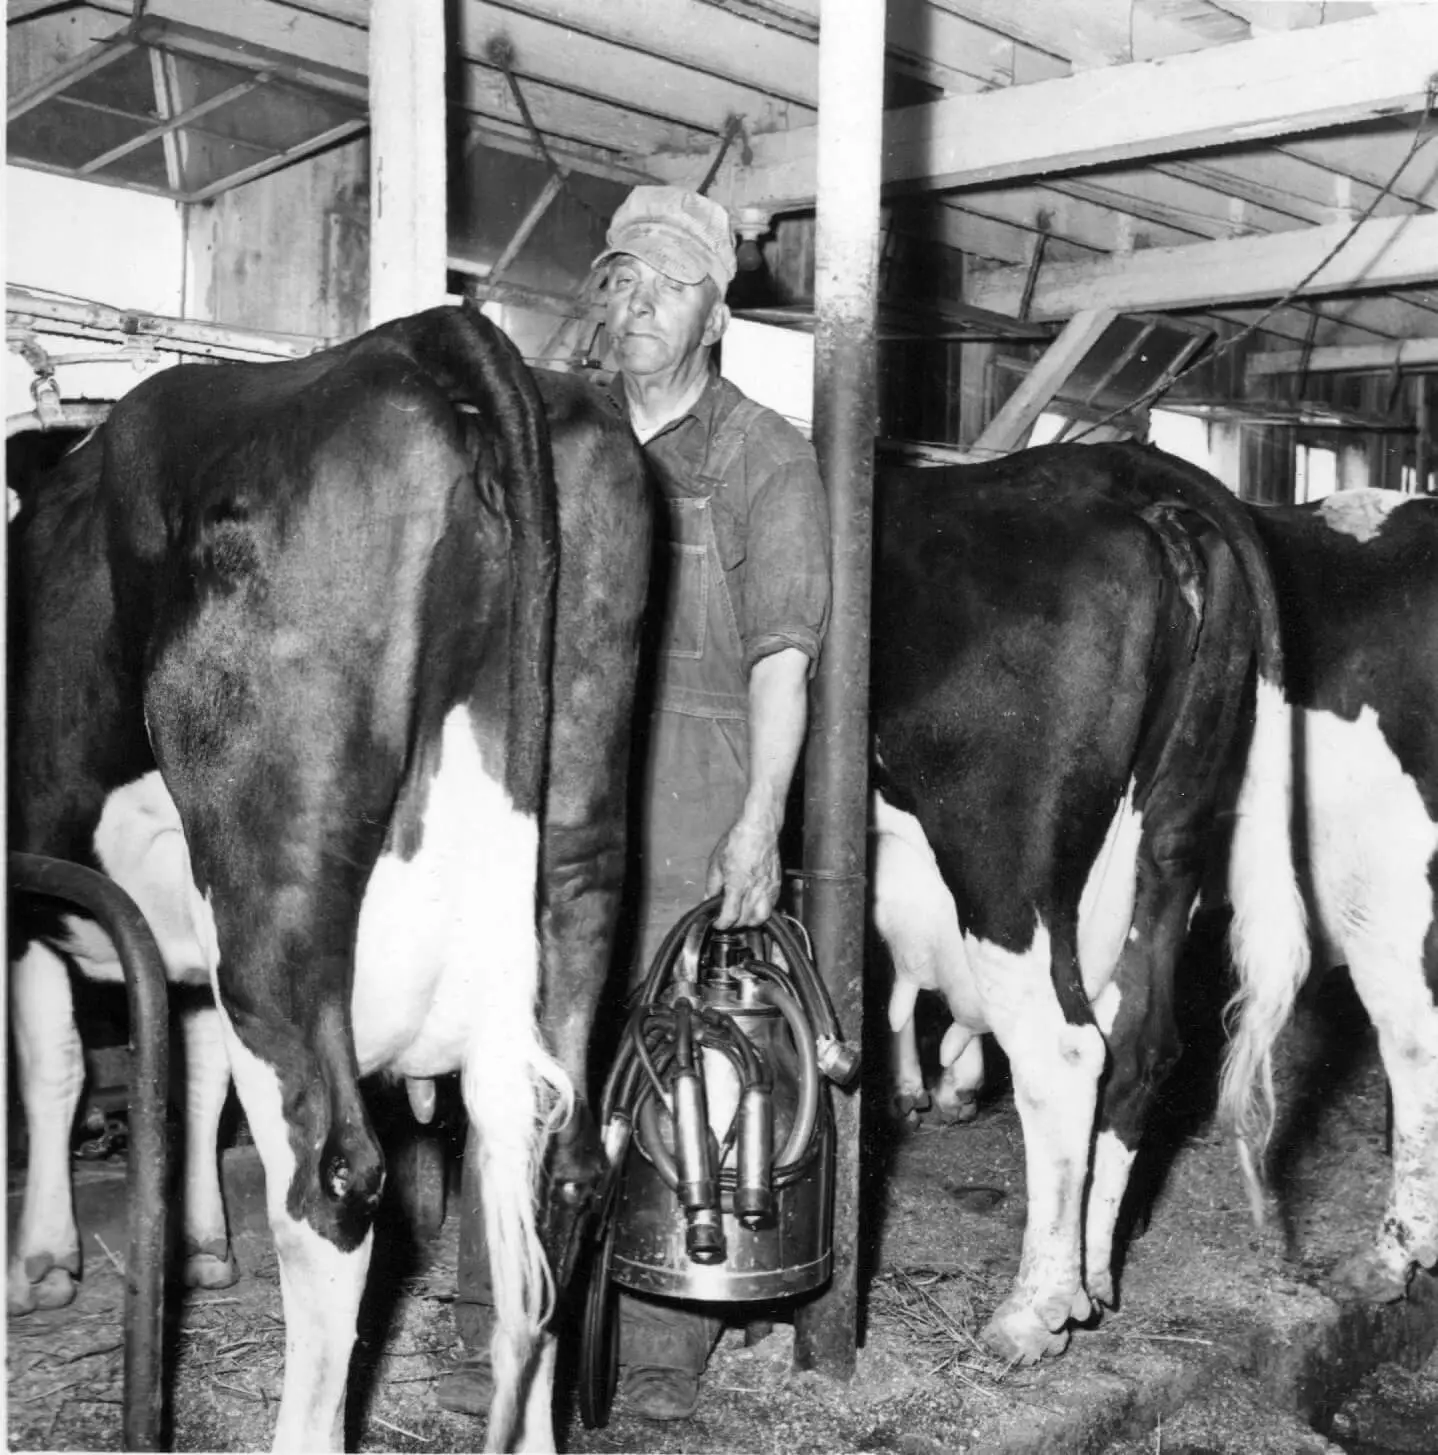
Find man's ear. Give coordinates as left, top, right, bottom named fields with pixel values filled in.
left=703, top=300, right=731, bottom=348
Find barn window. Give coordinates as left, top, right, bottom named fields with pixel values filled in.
left=1148, top=410, right=1213, bottom=474
left=1296, top=443, right=1339, bottom=504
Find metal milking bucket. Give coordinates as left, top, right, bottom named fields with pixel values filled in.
left=578, top=896, right=858, bottom=1427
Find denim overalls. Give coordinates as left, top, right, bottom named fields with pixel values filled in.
left=620, top=392, right=766, bottom=1374
left=634, top=394, right=765, bottom=976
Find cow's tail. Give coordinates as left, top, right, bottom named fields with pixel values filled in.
left=461, top=948, right=573, bottom=1451
left=399, top=304, right=559, bottom=822
left=1131, top=447, right=1309, bottom=1226
left=1219, top=669, right=1308, bottom=1224
left=404, top=306, right=568, bottom=1446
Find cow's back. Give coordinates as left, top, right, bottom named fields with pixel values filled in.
left=873, top=459, right=1181, bottom=951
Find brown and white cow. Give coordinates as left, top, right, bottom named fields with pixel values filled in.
left=7, top=306, right=650, bottom=1450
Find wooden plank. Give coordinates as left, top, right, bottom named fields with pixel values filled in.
left=649, top=10, right=1438, bottom=210
left=971, top=308, right=1117, bottom=454
left=478, top=0, right=820, bottom=105
left=762, top=0, right=1071, bottom=88
left=1213, top=1, right=1374, bottom=32
left=458, top=117, right=653, bottom=184
left=1247, top=338, right=1438, bottom=376
left=1048, top=170, right=1311, bottom=240
left=937, top=0, right=1239, bottom=64
left=1200, top=292, right=1438, bottom=349
left=966, top=212, right=1438, bottom=318
left=78, top=0, right=713, bottom=165
left=938, top=186, right=1200, bottom=256
left=929, top=0, right=1125, bottom=66
left=1159, top=152, right=1421, bottom=228
left=1279, top=125, right=1438, bottom=205
left=7, top=34, right=135, bottom=121
left=877, top=0, right=1069, bottom=90
left=369, top=0, right=446, bottom=326
left=893, top=200, right=1096, bottom=267
left=454, top=4, right=812, bottom=135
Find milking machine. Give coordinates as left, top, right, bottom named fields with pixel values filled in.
left=577, top=896, right=858, bottom=1427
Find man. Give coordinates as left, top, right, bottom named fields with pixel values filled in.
left=438, top=184, right=830, bottom=1423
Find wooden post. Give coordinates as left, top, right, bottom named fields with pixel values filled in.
left=794, top=0, right=884, bottom=1379
left=1416, top=375, right=1431, bottom=494
left=369, top=0, right=447, bottom=326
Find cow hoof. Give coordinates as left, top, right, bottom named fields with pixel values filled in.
left=8, top=1263, right=78, bottom=1315
left=1329, top=1249, right=1410, bottom=1305
left=981, top=1298, right=1071, bottom=1364
left=1087, top=1270, right=1116, bottom=1309
left=933, top=1094, right=979, bottom=1126
left=184, top=1244, right=239, bottom=1290
left=892, top=1090, right=931, bottom=1124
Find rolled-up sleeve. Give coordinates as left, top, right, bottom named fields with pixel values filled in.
left=735, top=424, right=831, bottom=675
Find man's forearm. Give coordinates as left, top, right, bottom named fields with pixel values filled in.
left=741, top=646, right=810, bottom=832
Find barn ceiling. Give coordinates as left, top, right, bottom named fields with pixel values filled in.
left=7, top=0, right=1438, bottom=366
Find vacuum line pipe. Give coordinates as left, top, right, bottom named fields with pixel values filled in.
left=9, top=853, right=171, bottom=1451
left=795, top=0, right=886, bottom=1380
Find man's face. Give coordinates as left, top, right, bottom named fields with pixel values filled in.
left=604, top=254, right=725, bottom=377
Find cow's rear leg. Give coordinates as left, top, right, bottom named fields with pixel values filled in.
left=215, top=1009, right=376, bottom=1452
left=933, top=1025, right=984, bottom=1125
left=974, top=926, right=1104, bottom=1363
left=1331, top=939, right=1438, bottom=1303
left=8, top=942, right=84, bottom=1313
left=179, top=1000, right=238, bottom=1290
left=1083, top=876, right=1190, bottom=1311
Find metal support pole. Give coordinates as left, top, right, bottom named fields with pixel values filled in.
left=369, top=0, right=448, bottom=326
left=9, top=854, right=171, bottom=1452
left=793, top=0, right=885, bottom=1378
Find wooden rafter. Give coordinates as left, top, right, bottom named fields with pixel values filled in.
left=966, top=212, right=1438, bottom=319
left=646, top=10, right=1438, bottom=210
left=1247, top=338, right=1438, bottom=377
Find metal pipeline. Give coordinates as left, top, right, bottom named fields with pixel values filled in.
left=8, top=853, right=170, bottom=1451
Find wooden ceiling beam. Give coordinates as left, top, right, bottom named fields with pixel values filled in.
left=1247, top=338, right=1438, bottom=377
left=1278, top=127, right=1438, bottom=206
left=455, top=4, right=809, bottom=136
left=935, top=0, right=1243, bottom=66
left=1211, top=1, right=1374, bottom=33
left=473, top=0, right=819, bottom=108
left=966, top=211, right=1438, bottom=318
left=647, top=10, right=1438, bottom=212
left=1047, top=171, right=1309, bottom=240
left=73, top=0, right=709, bottom=174
left=770, top=0, right=1070, bottom=90
left=933, top=186, right=1199, bottom=259
left=1198, top=298, right=1438, bottom=350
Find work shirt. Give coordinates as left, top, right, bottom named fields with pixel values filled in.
left=630, top=373, right=830, bottom=675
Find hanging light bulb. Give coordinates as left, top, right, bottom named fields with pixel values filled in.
left=733, top=206, right=771, bottom=272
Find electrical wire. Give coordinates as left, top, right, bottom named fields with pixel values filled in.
left=1067, top=79, right=1438, bottom=443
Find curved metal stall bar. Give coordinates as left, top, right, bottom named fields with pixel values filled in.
left=9, top=852, right=171, bottom=1451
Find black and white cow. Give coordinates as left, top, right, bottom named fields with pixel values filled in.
left=1222, top=488, right=1438, bottom=1304
left=7, top=306, right=650, bottom=1451
left=870, top=442, right=1308, bottom=1363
